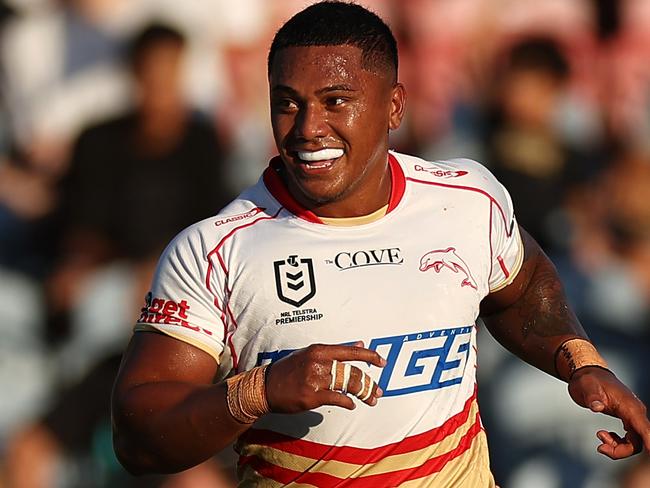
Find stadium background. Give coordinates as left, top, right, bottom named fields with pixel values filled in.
left=0, top=0, right=649, bottom=487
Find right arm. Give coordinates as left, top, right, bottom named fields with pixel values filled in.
left=111, top=331, right=245, bottom=474
left=111, top=332, right=385, bottom=474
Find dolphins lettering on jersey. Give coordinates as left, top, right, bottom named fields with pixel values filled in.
left=413, top=164, right=468, bottom=178
left=329, top=247, right=403, bottom=270
left=255, top=326, right=472, bottom=397
left=214, top=207, right=266, bottom=226
left=419, top=247, right=478, bottom=290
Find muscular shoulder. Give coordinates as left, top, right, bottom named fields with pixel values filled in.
left=394, top=152, right=509, bottom=203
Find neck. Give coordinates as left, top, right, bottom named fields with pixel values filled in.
left=285, top=154, right=392, bottom=219
left=311, top=166, right=391, bottom=218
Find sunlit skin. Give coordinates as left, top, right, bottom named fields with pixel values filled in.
left=269, top=45, right=405, bottom=218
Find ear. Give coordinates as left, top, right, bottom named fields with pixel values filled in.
left=388, top=83, right=406, bottom=131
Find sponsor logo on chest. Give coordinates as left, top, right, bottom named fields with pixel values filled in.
left=327, top=247, right=403, bottom=271
left=256, top=325, right=473, bottom=397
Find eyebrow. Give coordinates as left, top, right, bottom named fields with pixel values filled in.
left=270, top=84, right=357, bottom=96
left=317, top=84, right=357, bottom=95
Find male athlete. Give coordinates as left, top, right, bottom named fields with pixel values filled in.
left=112, top=2, right=650, bottom=486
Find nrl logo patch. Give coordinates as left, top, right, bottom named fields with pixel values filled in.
left=274, top=255, right=317, bottom=307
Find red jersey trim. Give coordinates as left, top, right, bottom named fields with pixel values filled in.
left=262, top=154, right=405, bottom=224
left=263, top=158, right=322, bottom=224
left=405, top=177, right=512, bottom=236
left=497, top=255, right=510, bottom=279
left=387, top=153, right=405, bottom=212
left=204, top=208, right=283, bottom=368
left=240, top=386, right=477, bottom=464
left=239, top=411, right=482, bottom=487
left=407, top=176, right=516, bottom=290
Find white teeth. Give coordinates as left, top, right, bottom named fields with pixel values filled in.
left=297, top=148, right=344, bottom=162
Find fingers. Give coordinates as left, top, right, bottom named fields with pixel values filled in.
left=327, top=359, right=382, bottom=406
left=623, top=405, right=650, bottom=454
left=319, top=390, right=356, bottom=410
left=317, top=342, right=386, bottom=368
left=596, top=430, right=639, bottom=459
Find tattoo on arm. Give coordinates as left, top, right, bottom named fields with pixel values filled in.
left=481, top=228, right=587, bottom=377
left=514, top=258, right=578, bottom=339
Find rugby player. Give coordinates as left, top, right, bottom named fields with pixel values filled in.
left=112, top=2, right=650, bottom=486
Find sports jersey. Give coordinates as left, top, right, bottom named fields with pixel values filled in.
left=135, top=151, right=524, bottom=487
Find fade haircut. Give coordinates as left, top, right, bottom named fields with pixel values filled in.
left=268, top=1, right=398, bottom=82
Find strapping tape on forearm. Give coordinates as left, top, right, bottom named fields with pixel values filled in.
left=225, top=365, right=270, bottom=424
left=555, top=338, right=609, bottom=381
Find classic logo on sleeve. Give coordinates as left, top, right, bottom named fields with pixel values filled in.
left=274, top=255, right=317, bottom=307
left=214, top=207, right=266, bottom=226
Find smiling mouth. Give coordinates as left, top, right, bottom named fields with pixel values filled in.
left=295, top=148, right=344, bottom=169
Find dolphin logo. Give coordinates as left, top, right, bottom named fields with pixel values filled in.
left=419, top=247, right=478, bottom=290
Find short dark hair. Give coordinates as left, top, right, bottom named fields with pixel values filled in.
left=268, top=1, right=398, bottom=81
left=127, top=22, right=186, bottom=70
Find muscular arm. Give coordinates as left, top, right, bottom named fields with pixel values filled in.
left=480, top=227, right=650, bottom=459
left=112, top=332, right=385, bottom=474
left=111, top=331, right=247, bottom=474
left=480, top=227, right=586, bottom=377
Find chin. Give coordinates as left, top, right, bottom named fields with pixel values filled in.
left=296, top=179, right=348, bottom=205
left=302, top=191, right=339, bottom=206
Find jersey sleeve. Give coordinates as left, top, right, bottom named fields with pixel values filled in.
left=486, top=174, right=524, bottom=293
left=444, top=157, right=524, bottom=293
left=134, top=229, right=226, bottom=363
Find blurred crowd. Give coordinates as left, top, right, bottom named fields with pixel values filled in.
left=0, top=0, right=649, bottom=487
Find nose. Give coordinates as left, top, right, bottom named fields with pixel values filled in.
left=293, top=102, right=327, bottom=140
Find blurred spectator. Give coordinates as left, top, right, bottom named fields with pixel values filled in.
left=482, top=36, right=603, bottom=251
left=0, top=0, right=138, bottom=176
left=44, top=22, right=232, bottom=375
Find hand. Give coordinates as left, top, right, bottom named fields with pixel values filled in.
left=568, top=366, right=650, bottom=459
left=265, top=342, right=386, bottom=413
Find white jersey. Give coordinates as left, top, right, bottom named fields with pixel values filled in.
left=136, top=151, right=523, bottom=487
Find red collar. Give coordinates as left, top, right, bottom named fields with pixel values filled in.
left=262, top=153, right=406, bottom=224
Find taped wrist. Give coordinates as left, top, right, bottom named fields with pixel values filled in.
left=555, top=338, right=609, bottom=381
left=225, top=365, right=270, bottom=424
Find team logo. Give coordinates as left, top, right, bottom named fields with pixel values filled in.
left=414, top=164, right=468, bottom=178
left=419, top=247, right=478, bottom=290
left=329, top=247, right=403, bottom=270
left=274, top=255, right=317, bottom=307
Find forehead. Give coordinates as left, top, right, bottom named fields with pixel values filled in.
left=269, top=44, right=385, bottom=89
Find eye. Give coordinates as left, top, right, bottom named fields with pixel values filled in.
left=326, top=96, right=347, bottom=107
left=273, top=98, right=299, bottom=112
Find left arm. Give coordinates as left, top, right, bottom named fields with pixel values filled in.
left=480, top=227, right=650, bottom=459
